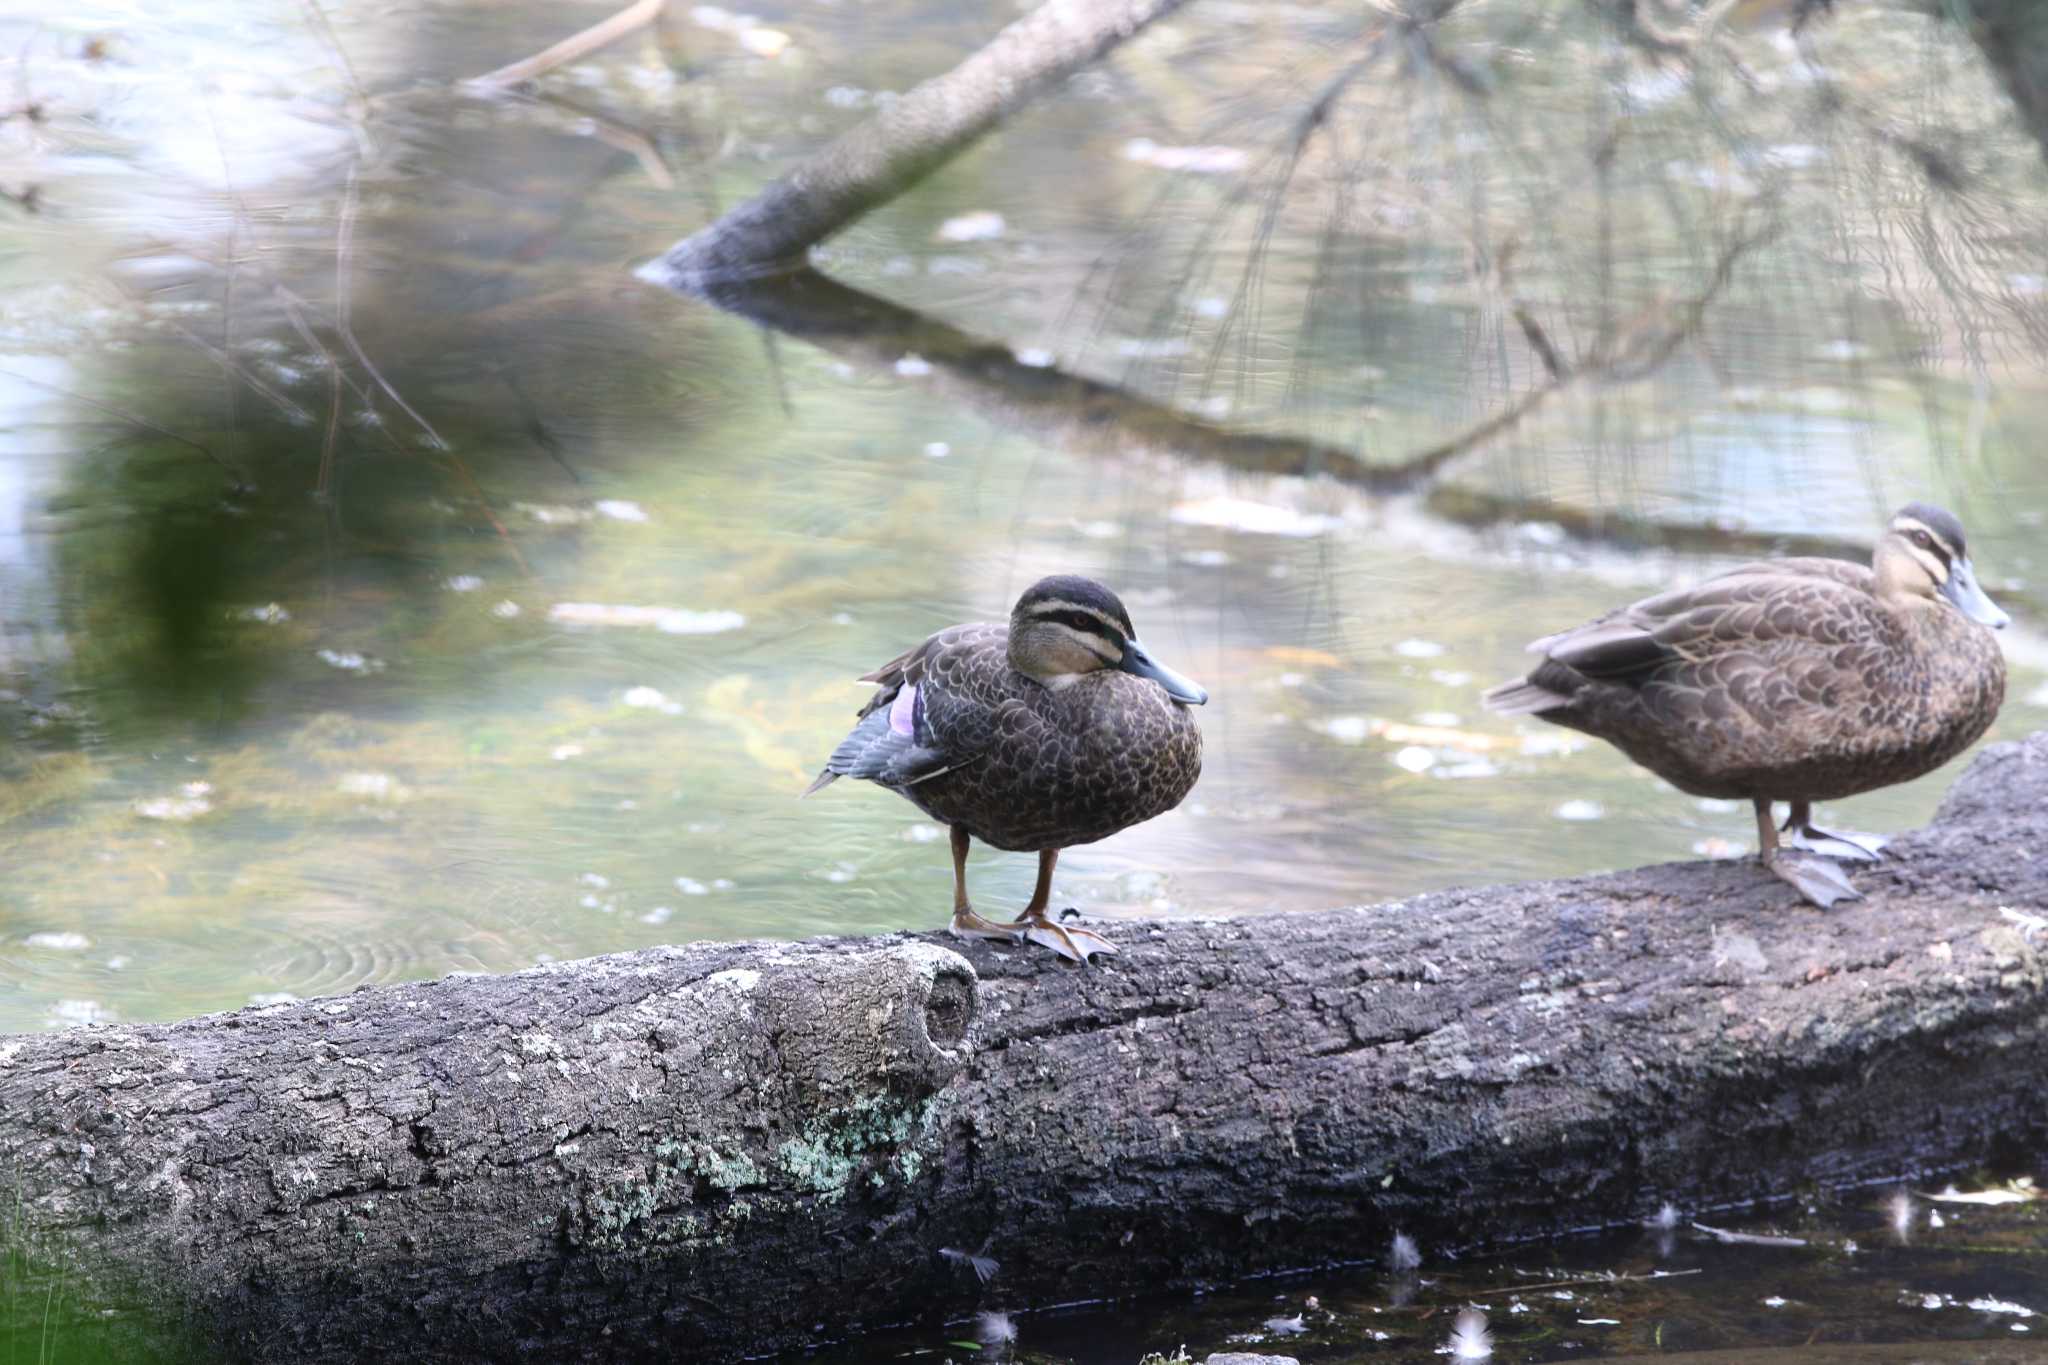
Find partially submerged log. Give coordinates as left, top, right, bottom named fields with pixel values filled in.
left=5, top=735, right=2048, bottom=1361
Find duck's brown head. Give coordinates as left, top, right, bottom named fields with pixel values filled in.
left=1874, top=502, right=2008, bottom=628
left=1008, top=575, right=1208, bottom=704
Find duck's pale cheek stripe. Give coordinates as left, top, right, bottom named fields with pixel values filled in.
left=890, top=683, right=918, bottom=736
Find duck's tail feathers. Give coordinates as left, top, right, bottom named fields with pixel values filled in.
left=1481, top=678, right=1572, bottom=717
left=800, top=769, right=840, bottom=798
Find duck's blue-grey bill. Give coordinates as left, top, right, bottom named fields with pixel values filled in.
left=1121, top=639, right=1209, bottom=705
left=1943, top=557, right=2010, bottom=629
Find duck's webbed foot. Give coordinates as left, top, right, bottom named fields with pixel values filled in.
left=950, top=907, right=1025, bottom=943
left=1764, top=849, right=1864, bottom=908
left=1779, top=812, right=1887, bottom=862
left=1009, top=907, right=1118, bottom=964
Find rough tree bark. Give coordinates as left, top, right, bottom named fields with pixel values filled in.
left=5, top=735, right=2048, bottom=1362
left=637, top=0, right=1190, bottom=288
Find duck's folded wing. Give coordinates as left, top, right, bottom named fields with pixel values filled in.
left=805, top=626, right=1001, bottom=794
left=1539, top=574, right=1877, bottom=685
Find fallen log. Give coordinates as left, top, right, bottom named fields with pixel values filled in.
left=4, top=734, right=2048, bottom=1362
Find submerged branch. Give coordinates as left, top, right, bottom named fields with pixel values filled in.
left=1379, top=218, right=1774, bottom=482
left=464, top=0, right=667, bottom=90
left=698, top=267, right=1414, bottom=489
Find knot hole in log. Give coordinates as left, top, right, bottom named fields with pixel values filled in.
left=760, top=942, right=979, bottom=1104
left=922, top=957, right=973, bottom=1049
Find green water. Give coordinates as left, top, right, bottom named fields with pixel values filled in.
left=2, top=0, right=2048, bottom=1356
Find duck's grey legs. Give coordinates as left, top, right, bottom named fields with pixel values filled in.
left=1779, top=800, right=1887, bottom=862
left=947, top=826, right=1025, bottom=943
left=1755, top=798, right=1863, bottom=908
left=1005, top=849, right=1119, bottom=964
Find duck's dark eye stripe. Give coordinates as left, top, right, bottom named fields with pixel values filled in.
left=1051, top=610, right=1121, bottom=644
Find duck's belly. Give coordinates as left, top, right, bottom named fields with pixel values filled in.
left=903, top=720, right=1203, bottom=852
left=1567, top=679, right=2000, bottom=803
left=1601, top=726, right=1984, bottom=801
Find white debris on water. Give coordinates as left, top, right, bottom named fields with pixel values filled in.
left=492, top=600, right=522, bottom=619
left=736, top=25, right=791, bottom=58
left=974, top=1311, right=1017, bottom=1347
left=47, top=999, right=113, bottom=1027
left=1393, top=638, right=1445, bottom=658
left=547, top=603, right=745, bottom=635
left=1168, top=496, right=1339, bottom=538
left=675, top=877, right=709, bottom=895
left=338, top=772, right=406, bottom=801
left=136, top=781, right=215, bottom=821
left=1393, top=746, right=1436, bottom=774
left=316, top=648, right=385, bottom=673
left=444, top=575, right=483, bottom=593
left=935, top=210, right=1005, bottom=243
left=1555, top=799, right=1605, bottom=821
left=1890, top=1190, right=1916, bottom=1239
left=1013, top=346, right=1054, bottom=368
left=1446, top=1308, right=1492, bottom=1359
left=639, top=906, right=672, bottom=926
left=894, top=353, right=933, bottom=377
left=1926, top=1184, right=2035, bottom=1206
left=622, top=686, right=683, bottom=714
left=1389, top=1232, right=1421, bottom=1270
left=516, top=503, right=589, bottom=525
left=595, top=500, right=649, bottom=523
left=551, top=743, right=585, bottom=761
left=1114, top=336, right=1191, bottom=360
left=24, top=932, right=90, bottom=951
left=1122, top=138, right=1249, bottom=174
left=1968, top=1297, right=2037, bottom=1317
left=1323, top=716, right=1371, bottom=744
left=1693, top=1222, right=1806, bottom=1247
left=242, top=602, right=291, bottom=623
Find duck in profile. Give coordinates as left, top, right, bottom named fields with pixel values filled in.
left=805, top=575, right=1207, bottom=961
left=1483, top=503, right=2008, bottom=907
